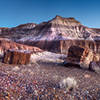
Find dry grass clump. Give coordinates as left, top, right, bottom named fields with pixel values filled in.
left=60, top=77, right=78, bottom=91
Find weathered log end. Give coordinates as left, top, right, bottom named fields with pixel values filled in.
left=3, top=49, right=31, bottom=65
left=66, top=46, right=94, bottom=69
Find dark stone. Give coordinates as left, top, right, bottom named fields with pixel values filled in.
left=89, top=61, right=100, bottom=73
left=26, top=84, right=34, bottom=94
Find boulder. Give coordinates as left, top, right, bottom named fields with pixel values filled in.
left=89, top=61, right=100, bottom=73
left=66, top=46, right=94, bottom=69
left=3, top=49, right=31, bottom=65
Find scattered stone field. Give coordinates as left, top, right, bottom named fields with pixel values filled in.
left=0, top=61, right=100, bottom=100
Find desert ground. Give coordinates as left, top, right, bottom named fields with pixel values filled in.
left=0, top=52, right=100, bottom=100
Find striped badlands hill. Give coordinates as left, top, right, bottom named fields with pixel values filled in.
left=0, top=23, right=37, bottom=40
left=16, top=16, right=100, bottom=52
left=17, top=15, right=100, bottom=42
left=0, top=15, right=100, bottom=52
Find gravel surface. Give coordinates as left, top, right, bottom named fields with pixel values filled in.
left=0, top=62, right=100, bottom=100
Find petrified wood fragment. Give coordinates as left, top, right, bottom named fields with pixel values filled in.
left=66, top=46, right=93, bottom=69
left=89, top=61, right=100, bottom=73
left=3, top=49, right=31, bottom=65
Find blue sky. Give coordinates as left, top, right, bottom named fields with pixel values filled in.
left=0, top=0, right=100, bottom=28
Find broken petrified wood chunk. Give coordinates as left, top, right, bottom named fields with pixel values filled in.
left=3, top=49, right=31, bottom=65
left=66, top=46, right=93, bottom=69
left=3, top=51, right=12, bottom=64
left=89, top=61, right=100, bottom=73
left=67, top=46, right=84, bottom=62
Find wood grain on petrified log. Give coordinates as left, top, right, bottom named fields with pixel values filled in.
left=3, top=50, right=31, bottom=65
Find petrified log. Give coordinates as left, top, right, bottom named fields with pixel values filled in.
left=93, top=53, right=100, bottom=62
left=3, top=49, right=31, bottom=65
left=66, top=46, right=93, bottom=69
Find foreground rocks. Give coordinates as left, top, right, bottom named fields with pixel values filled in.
left=0, top=62, right=100, bottom=100
left=66, top=46, right=94, bottom=69
left=3, top=49, right=31, bottom=65
left=89, top=61, right=100, bottom=73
